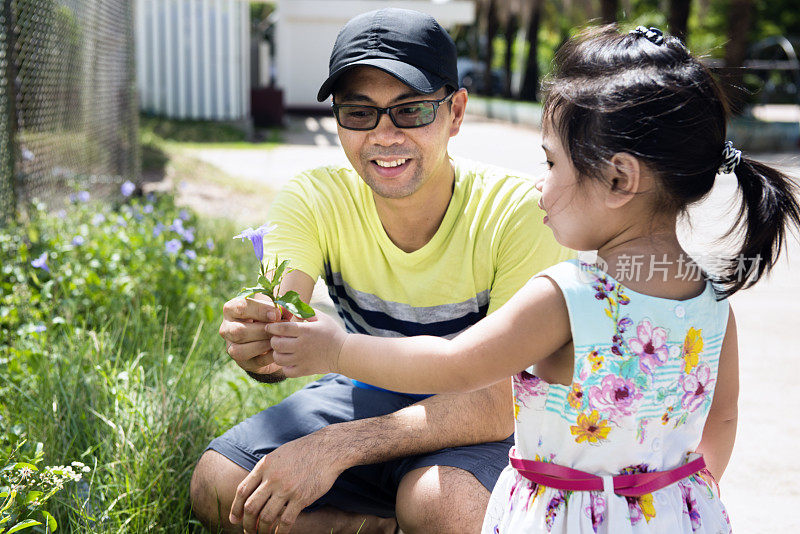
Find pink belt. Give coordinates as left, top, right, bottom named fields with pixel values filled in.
left=509, top=449, right=706, bottom=497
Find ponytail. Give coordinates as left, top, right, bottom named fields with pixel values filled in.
left=717, top=158, right=800, bottom=299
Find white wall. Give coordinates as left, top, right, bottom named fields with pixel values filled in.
left=136, top=0, right=250, bottom=120
left=275, top=0, right=475, bottom=110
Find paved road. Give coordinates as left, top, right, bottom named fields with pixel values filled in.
left=187, top=113, right=800, bottom=532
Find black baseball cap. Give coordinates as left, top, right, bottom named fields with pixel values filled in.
left=316, top=8, right=459, bottom=102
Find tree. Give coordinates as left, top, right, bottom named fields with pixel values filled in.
left=723, top=0, right=755, bottom=114
left=600, top=0, right=619, bottom=23
left=483, top=0, right=500, bottom=96
left=519, top=0, right=543, bottom=101
left=668, top=0, right=692, bottom=42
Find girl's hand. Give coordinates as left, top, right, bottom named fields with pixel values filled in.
left=267, top=312, right=348, bottom=377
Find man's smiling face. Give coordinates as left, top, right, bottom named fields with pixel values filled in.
left=333, top=66, right=463, bottom=200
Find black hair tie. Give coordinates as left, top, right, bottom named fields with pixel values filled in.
left=630, top=26, right=665, bottom=45
left=718, top=141, right=742, bottom=175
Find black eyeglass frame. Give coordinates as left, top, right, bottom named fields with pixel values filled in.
left=331, top=91, right=456, bottom=131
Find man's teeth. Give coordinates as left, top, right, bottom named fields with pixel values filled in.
left=375, top=159, right=407, bottom=168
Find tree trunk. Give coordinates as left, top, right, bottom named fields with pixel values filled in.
left=600, top=0, right=618, bottom=24
left=503, top=14, right=519, bottom=98
left=483, top=0, right=499, bottom=96
left=723, top=0, right=754, bottom=115
left=519, top=0, right=542, bottom=101
left=668, top=0, right=692, bottom=42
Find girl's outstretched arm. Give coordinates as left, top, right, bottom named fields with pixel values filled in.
left=695, top=307, right=739, bottom=481
left=268, top=275, right=572, bottom=394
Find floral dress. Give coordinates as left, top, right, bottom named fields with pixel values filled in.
left=482, top=260, right=732, bottom=534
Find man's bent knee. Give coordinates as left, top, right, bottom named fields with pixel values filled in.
left=190, top=449, right=249, bottom=531
left=395, top=466, right=489, bottom=534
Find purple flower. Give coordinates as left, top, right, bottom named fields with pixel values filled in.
left=179, top=209, right=190, bottom=221
left=184, top=249, right=197, bottom=261
left=92, top=213, right=105, bottom=225
left=165, top=239, right=182, bottom=254
left=177, top=260, right=189, bottom=270
left=31, top=252, right=49, bottom=272
left=233, top=223, right=276, bottom=264
left=588, top=374, right=643, bottom=419
left=617, top=317, right=634, bottom=333
left=170, top=218, right=184, bottom=232
left=72, top=236, right=85, bottom=246
left=628, top=319, right=670, bottom=375
left=153, top=222, right=165, bottom=237
left=584, top=493, right=606, bottom=533
left=116, top=216, right=127, bottom=227
left=680, top=482, right=702, bottom=530
left=205, top=238, right=215, bottom=251
left=32, top=324, right=46, bottom=333
left=121, top=180, right=136, bottom=197
left=182, top=227, right=195, bottom=243
left=592, top=277, right=615, bottom=300
left=143, top=204, right=154, bottom=214
left=679, top=364, right=715, bottom=412
left=78, top=191, right=90, bottom=202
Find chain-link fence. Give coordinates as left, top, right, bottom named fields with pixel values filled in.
left=0, top=0, right=137, bottom=223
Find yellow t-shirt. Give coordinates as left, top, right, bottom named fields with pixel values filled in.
left=263, top=158, right=572, bottom=393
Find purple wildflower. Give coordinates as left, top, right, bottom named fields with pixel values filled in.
left=92, top=213, right=105, bottom=225
left=184, top=249, right=197, bottom=261
left=205, top=238, right=215, bottom=251
left=143, top=204, right=154, bottom=214
left=153, top=222, right=165, bottom=237
left=121, top=180, right=136, bottom=197
left=78, top=191, right=90, bottom=202
left=116, top=216, right=127, bottom=227
left=32, top=324, right=46, bottom=333
left=179, top=209, right=190, bottom=221
left=233, top=223, right=276, bottom=264
left=72, top=236, right=85, bottom=246
left=31, top=252, right=49, bottom=272
left=182, top=227, right=195, bottom=243
left=165, top=239, right=182, bottom=254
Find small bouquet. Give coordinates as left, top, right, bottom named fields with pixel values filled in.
left=233, top=223, right=315, bottom=319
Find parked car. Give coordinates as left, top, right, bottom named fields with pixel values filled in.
left=457, top=57, right=505, bottom=96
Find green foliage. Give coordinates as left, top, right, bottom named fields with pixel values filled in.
left=0, top=431, right=89, bottom=533
left=0, top=193, right=314, bottom=531
left=237, top=256, right=315, bottom=319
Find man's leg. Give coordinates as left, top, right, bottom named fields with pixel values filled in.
left=395, top=465, right=489, bottom=534
left=190, top=449, right=397, bottom=534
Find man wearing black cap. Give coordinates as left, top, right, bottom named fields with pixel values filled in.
left=191, top=8, right=567, bottom=534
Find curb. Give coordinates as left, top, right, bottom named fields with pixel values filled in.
left=467, top=96, right=800, bottom=153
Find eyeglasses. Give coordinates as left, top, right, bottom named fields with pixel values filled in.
left=331, top=92, right=455, bottom=131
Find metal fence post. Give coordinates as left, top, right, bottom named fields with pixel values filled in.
left=0, top=0, right=18, bottom=224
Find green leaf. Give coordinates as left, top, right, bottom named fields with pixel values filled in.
left=235, top=286, right=268, bottom=299
left=276, top=291, right=315, bottom=319
left=23, top=491, right=43, bottom=505
left=40, top=511, right=56, bottom=532
left=7, top=520, right=42, bottom=534
left=271, top=259, right=291, bottom=286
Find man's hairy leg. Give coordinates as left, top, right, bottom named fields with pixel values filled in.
left=395, top=465, right=489, bottom=534
left=190, top=450, right=396, bottom=534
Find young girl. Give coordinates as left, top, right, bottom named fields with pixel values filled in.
left=267, top=25, right=800, bottom=533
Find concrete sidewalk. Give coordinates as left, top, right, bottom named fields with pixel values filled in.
left=185, top=113, right=800, bottom=532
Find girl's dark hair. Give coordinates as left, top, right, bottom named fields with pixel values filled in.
left=542, top=24, right=800, bottom=298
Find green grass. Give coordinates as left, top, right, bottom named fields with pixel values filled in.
left=140, top=115, right=283, bottom=150
left=1, top=192, right=314, bottom=532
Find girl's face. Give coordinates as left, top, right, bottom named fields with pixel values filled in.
left=536, top=127, right=609, bottom=251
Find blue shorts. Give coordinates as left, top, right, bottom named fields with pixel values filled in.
left=205, top=374, right=514, bottom=518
